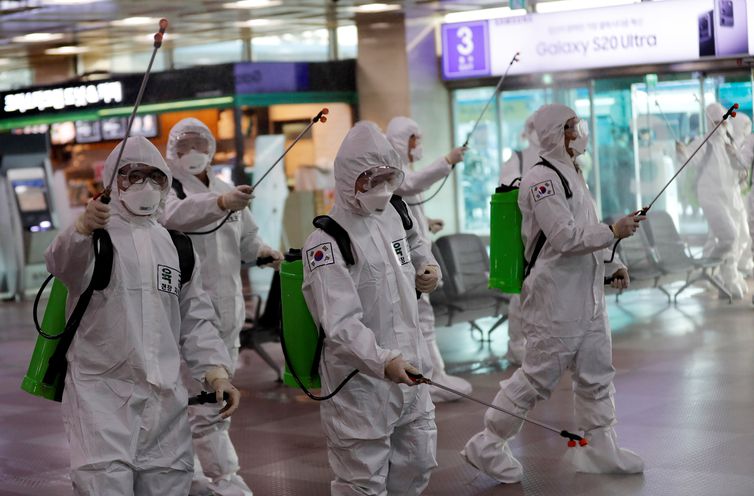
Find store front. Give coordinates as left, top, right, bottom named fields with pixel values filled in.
left=0, top=59, right=356, bottom=229
left=441, top=0, right=754, bottom=238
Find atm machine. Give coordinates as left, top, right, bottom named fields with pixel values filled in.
left=0, top=134, right=58, bottom=299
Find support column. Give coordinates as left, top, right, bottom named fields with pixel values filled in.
left=355, top=11, right=410, bottom=128
left=355, top=8, right=457, bottom=232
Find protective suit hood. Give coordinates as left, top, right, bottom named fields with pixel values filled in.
left=385, top=116, right=420, bottom=166
left=731, top=112, right=752, bottom=147
left=534, top=104, right=577, bottom=166
left=706, top=102, right=730, bottom=143
left=334, top=121, right=403, bottom=216
left=104, top=136, right=171, bottom=220
left=166, top=117, right=217, bottom=182
left=522, top=113, right=540, bottom=148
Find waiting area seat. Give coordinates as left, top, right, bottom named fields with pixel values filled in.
left=644, top=210, right=729, bottom=303
left=610, top=210, right=729, bottom=303
left=431, top=234, right=509, bottom=342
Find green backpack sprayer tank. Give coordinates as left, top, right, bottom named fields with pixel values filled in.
left=280, top=250, right=322, bottom=389
left=489, top=182, right=524, bottom=293
left=21, top=277, right=69, bottom=401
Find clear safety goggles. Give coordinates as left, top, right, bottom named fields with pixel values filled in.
left=117, top=163, right=169, bottom=190
left=355, top=165, right=405, bottom=193
left=173, top=132, right=210, bottom=156
left=564, top=119, right=589, bottom=139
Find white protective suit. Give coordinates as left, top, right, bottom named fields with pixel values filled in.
left=302, top=121, right=439, bottom=495
left=498, top=112, right=541, bottom=365
left=461, top=104, right=643, bottom=483
left=731, top=113, right=754, bottom=276
left=45, top=136, right=233, bottom=495
left=161, top=118, right=267, bottom=496
left=693, top=103, right=748, bottom=298
left=385, top=116, right=473, bottom=402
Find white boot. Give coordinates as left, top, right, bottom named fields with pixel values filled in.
left=461, top=391, right=527, bottom=483
left=461, top=429, right=523, bottom=484
left=426, top=339, right=472, bottom=403
left=564, top=426, right=644, bottom=474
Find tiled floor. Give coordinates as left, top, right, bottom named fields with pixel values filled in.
left=2, top=283, right=754, bottom=495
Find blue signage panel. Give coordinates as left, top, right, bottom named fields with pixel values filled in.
left=441, top=21, right=491, bottom=80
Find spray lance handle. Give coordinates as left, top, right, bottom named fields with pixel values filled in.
left=406, top=371, right=431, bottom=384
left=188, top=390, right=230, bottom=405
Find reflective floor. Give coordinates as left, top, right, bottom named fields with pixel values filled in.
left=1, top=282, right=753, bottom=495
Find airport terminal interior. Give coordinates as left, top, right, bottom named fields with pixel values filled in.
left=2, top=0, right=754, bottom=495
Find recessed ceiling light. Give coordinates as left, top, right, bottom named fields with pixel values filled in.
left=236, top=19, right=280, bottom=28
left=223, top=0, right=282, bottom=8
left=352, top=3, right=401, bottom=14
left=111, top=17, right=156, bottom=27
left=444, top=7, right=526, bottom=23
left=45, top=45, right=90, bottom=55
left=12, top=32, right=65, bottom=43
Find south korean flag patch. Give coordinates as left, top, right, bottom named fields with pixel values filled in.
left=307, top=242, right=335, bottom=270
left=531, top=180, right=555, bottom=202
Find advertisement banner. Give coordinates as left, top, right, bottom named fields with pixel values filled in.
left=442, top=0, right=750, bottom=80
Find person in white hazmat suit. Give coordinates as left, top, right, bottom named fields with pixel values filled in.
left=384, top=115, right=471, bottom=402
left=302, top=121, right=441, bottom=495
left=730, top=112, right=753, bottom=278
left=44, top=136, right=241, bottom=495
left=691, top=103, right=748, bottom=299
left=461, top=104, right=645, bottom=483
left=160, top=118, right=283, bottom=496
left=498, top=112, right=541, bottom=366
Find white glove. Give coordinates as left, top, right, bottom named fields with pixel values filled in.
left=209, top=377, right=241, bottom=419
left=218, top=185, right=253, bottom=212
left=609, top=268, right=630, bottom=289
left=75, top=198, right=110, bottom=235
left=445, top=146, right=467, bottom=166
left=610, top=210, right=647, bottom=239
left=416, top=264, right=440, bottom=293
left=427, top=218, right=444, bottom=234
left=257, top=245, right=284, bottom=270
left=384, top=356, right=421, bottom=386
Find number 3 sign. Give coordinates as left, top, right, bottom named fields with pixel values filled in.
left=442, top=21, right=490, bottom=79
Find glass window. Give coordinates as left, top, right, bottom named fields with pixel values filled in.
left=174, top=40, right=243, bottom=68
left=253, top=30, right=329, bottom=62
left=0, top=68, right=33, bottom=92
left=452, top=87, right=500, bottom=234
left=337, top=25, right=357, bottom=59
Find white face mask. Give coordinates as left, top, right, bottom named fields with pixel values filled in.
left=410, top=144, right=423, bottom=162
left=570, top=133, right=588, bottom=156
left=569, top=120, right=589, bottom=156
left=120, top=181, right=163, bottom=216
left=177, top=149, right=210, bottom=174
left=356, top=183, right=393, bottom=214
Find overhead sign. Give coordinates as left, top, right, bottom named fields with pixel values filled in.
left=4, top=82, right=123, bottom=114
left=442, top=0, right=751, bottom=80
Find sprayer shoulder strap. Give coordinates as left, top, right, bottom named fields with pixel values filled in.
left=312, top=198, right=411, bottom=268
left=389, top=194, right=413, bottom=231
left=171, top=179, right=187, bottom=200
left=312, top=216, right=356, bottom=266
left=523, top=160, right=573, bottom=279
left=43, top=228, right=114, bottom=397
left=167, top=229, right=195, bottom=286
left=515, top=150, right=524, bottom=175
